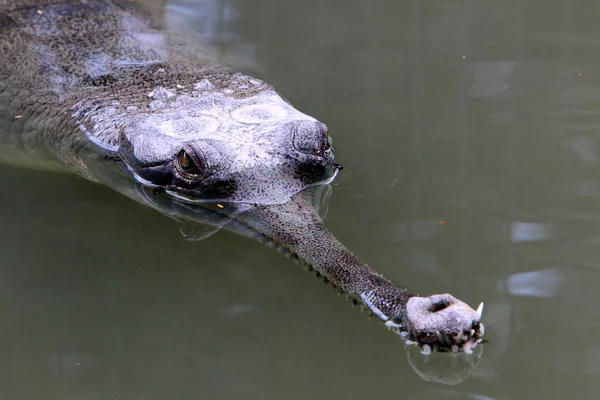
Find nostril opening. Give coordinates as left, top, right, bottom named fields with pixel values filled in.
left=429, top=299, right=450, bottom=313
left=292, top=120, right=330, bottom=155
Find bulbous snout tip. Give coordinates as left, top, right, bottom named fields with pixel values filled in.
left=404, top=294, right=485, bottom=354
left=407, top=294, right=481, bottom=329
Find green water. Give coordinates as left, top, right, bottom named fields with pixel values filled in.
left=1, top=0, right=600, bottom=398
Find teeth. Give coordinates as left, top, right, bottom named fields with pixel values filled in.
left=480, top=324, right=485, bottom=336
left=463, top=342, right=473, bottom=355
left=452, top=345, right=459, bottom=353
left=476, top=302, right=484, bottom=320
left=421, top=344, right=432, bottom=355
left=470, top=329, right=475, bottom=337
left=384, top=320, right=403, bottom=329
left=435, top=330, right=445, bottom=345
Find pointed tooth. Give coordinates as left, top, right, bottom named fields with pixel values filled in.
left=470, top=329, right=475, bottom=337
left=480, top=324, right=485, bottom=336
left=436, top=330, right=445, bottom=344
left=463, top=342, right=473, bottom=355
left=452, top=345, right=459, bottom=353
left=421, top=344, right=432, bottom=355
left=476, top=302, right=484, bottom=319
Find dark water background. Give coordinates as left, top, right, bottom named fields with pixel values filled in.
left=2, top=0, right=600, bottom=398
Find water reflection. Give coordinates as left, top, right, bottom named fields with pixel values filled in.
left=499, top=267, right=563, bottom=298
left=564, top=135, right=597, bottom=163
left=509, top=221, right=553, bottom=243
left=405, top=344, right=483, bottom=386
left=467, top=61, right=516, bottom=98
left=164, top=0, right=259, bottom=70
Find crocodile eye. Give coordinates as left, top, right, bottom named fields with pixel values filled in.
left=177, top=149, right=202, bottom=175
left=179, top=150, right=193, bottom=170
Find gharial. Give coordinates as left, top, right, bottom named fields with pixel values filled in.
left=0, top=0, right=485, bottom=354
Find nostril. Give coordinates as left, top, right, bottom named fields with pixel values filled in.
left=429, top=299, right=450, bottom=313
left=292, top=120, right=330, bottom=155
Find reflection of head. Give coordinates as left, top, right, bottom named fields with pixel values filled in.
left=133, top=183, right=334, bottom=242
left=405, top=343, right=483, bottom=385
left=118, top=88, right=339, bottom=206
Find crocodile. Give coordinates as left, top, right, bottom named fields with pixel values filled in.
left=0, top=0, right=485, bottom=354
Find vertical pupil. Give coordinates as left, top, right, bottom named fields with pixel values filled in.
left=181, top=152, right=192, bottom=170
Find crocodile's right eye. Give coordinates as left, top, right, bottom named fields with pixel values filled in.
left=179, top=150, right=193, bottom=170
left=176, top=149, right=203, bottom=176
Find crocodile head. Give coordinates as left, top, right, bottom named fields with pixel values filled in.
left=116, top=86, right=340, bottom=205
left=80, top=78, right=484, bottom=355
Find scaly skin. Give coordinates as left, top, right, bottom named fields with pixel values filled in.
left=0, top=0, right=485, bottom=352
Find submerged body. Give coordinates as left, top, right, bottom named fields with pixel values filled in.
left=0, top=0, right=484, bottom=353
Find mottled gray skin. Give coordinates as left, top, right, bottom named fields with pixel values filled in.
left=0, top=0, right=484, bottom=352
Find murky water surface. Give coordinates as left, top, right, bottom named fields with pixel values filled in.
left=2, top=0, right=600, bottom=398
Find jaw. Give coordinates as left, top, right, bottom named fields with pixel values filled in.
left=228, top=192, right=486, bottom=354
